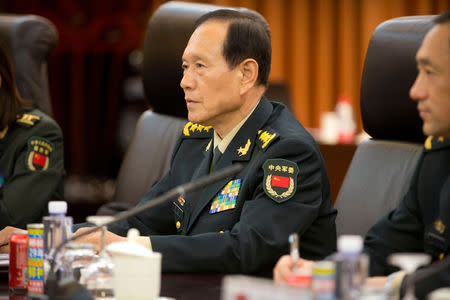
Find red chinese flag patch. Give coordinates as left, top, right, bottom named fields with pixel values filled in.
left=271, top=175, right=289, bottom=188
left=32, top=152, right=46, bottom=167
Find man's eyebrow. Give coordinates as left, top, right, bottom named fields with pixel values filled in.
left=416, top=56, right=441, bottom=71
left=182, top=54, right=204, bottom=62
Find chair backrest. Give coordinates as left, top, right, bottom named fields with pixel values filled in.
left=335, top=15, right=435, bottom=237
left=0, top=14, right=58, bottom=116
left=101, top=1, right=264, bottom=212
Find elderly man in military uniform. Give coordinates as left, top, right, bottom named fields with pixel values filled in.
left=274, top=10, right=450, bottom=299
left=72, top=9, right=337, bottom=275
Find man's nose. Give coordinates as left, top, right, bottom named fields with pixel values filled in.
left=409, top=73, right=427, bottom=102
left=180, top=71, right=193, bottom=91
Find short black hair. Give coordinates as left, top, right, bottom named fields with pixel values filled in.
left=194, top=9, right=271, bottom=87
left=433, top=10, right=450, bottom=24
left=433, top=10, right=450, bottom=52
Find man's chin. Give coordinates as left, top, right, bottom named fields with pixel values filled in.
left=188, top=116, right=210, bottom=126
left=422, top=124, right=450, bottom=138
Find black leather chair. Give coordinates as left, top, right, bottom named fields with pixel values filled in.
left=0, top=14, right=58, bottom=116
left=98, top=1, right=265, bottom=214
left=334, top=15, right=435, bottom=237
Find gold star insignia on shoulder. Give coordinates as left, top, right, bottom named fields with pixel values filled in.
left=257, top=129, right=277, bottom=150
left=16, top=114, right=41, bottom=127
left=183, top=122, right=212, bottom=137
left=425, top=136, right=450, bottom=151
left=237, top=139, right=251, bottom=156
left=425, top=136, right=433, bottom=149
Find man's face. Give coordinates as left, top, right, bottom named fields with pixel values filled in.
left=180, top=20, right=243, bottom=129
left=410, top=24, right=450, bottom=137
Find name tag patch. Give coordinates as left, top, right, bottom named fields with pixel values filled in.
left=209, top=179, right=241, bottom=214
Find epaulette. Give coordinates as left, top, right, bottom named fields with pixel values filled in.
left=256, top=128, right=279, bottom=151
left=182, top=122, right=213, bottom=138
left=16, top=113, right=41, bottom=127
left=424, top=136, right=450, bottom=151
left=0, top=126, right=8, bottom=139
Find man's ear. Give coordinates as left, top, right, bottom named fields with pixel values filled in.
left=239, top=58, right=259, bottom=95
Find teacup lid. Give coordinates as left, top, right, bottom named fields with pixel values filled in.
left=106, top=228, right=153, bottom=257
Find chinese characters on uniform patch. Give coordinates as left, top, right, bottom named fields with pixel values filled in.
left=263, top=159, right=299, bottom=203
left=210, top=179, right=241, bottom=214
left=26, top=137, right=54, bottom=171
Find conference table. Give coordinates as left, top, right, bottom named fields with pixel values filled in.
left=0, top=269, right=224, bottom=299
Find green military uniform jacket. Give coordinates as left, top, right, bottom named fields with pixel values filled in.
left=110, top=97, right=337, bottom=275
left=365, top=136, right=450, bottom=299
left=0, top=108, right=64, bottom=229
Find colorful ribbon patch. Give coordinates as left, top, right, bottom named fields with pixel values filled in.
left=0, top=174, right=4, bottom=188
left=209, top=179, right=241, bottom=214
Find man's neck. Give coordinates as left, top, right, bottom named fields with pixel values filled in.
left=214, top=87, right=265, bottom=138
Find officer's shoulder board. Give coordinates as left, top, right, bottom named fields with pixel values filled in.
left=256, top=128, right=279, bottom=151
left=424, top=136, right=450, bottom=151
left=182, top=122, right=213, bottom=138
left=16, top=113, right=41, bottom=127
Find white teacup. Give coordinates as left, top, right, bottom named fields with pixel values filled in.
left=107, top=228, right=162, bottom=300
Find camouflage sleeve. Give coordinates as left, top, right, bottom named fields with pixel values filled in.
left=0, top=120, right=64, bottom=229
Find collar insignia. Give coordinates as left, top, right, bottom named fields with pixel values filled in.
left=237, top=139, right=251, bottom=156
left=17, top=114, right=40, bottom=127
left=183, top=122, right=212, bottom=137
left=263, top=159, right=299, bottom=203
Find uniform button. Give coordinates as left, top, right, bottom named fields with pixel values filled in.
left=440, top=253, right=445, bottom=260
left=176, top=221, right=181, bottom=229
left=219, top=230, right=224, bottom=233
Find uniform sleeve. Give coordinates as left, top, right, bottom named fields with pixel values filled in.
left=108, top=170, right=177, bottom=237
left=364, top=156, right=425, bottom=276
left=0, top=122, right=64, bottom=229
left=410, top=265, right=450, bottom=299
left=107, top=135, right=184, bottom=236
left=150, top=138, right=335, bottom=274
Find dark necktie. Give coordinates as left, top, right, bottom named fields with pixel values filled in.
left=210, top=147, right=222, bottom=173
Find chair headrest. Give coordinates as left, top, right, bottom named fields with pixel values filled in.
left=142, top=1, right=264, bottom=118
left=0, top=14, right=58, bottom=116
left=360, top=15, right=435, bottom=143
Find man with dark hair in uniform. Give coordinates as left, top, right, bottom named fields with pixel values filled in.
left=274, top=10, right=450, bottom=299
left=70, top=9, right=337, bottom=275
left=0, top=45, right=64, bottom=233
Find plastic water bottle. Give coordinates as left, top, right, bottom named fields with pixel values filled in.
left=335, top=235, right=367, bottom=300
left=43, top=201, right=73, bottom=281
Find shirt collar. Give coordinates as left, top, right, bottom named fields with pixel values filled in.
left=213, top=104, right=258, bottom=154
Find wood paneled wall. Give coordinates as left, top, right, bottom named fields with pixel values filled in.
left=150, top=0, right=449, bottom=130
